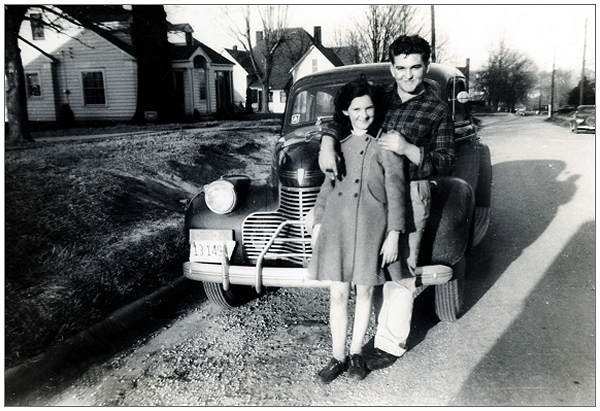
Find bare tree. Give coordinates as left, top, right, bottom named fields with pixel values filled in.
left=479, top=41, right=537, bottom=112
left=5, top=5, right=90, bottom=145
left=226, top=5, right=288, bottom=113
left=5, top=6, right=34, bottom=145
left=5, top=5, right=172, bottom=145
left=354, top=5, right=423, bottom=63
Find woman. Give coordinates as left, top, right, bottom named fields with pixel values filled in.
left=309, top=76, right=408, bottom=384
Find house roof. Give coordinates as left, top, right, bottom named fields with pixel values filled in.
left=313, top=43, right=345, bottom=67
left=170, top=38, right=233, bottom=65
left=330, top=46, right=360, bottom=66
left=249, top=27, right=314, bottom=89
left=224, top=48, right=256, bottom=74
left=240, top=27, right=357, bottom=90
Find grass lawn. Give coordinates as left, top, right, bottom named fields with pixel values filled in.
left=5, top=119, right=281, bottom=368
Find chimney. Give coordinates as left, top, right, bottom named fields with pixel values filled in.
left=233, top=45, right=237, bottom=51
left=185, top=32, right=193, bottom=47
left=256, top=30, right=263, bottom=43
left=313, top=26, right=322, bottom=45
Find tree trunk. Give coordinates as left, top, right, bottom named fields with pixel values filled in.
left=131, top=5, right=176, bottom=123
left=5, top=6, right=33, bottom=145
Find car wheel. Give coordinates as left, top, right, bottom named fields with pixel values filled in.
left=471, top=207, right=491, bottom=248
left=434, top=256, right=465, bottom=322
left=203, top=282, right=259, bottom=308
left=471, top=144, right=492, bottom=249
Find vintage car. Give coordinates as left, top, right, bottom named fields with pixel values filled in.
left=570, top=105, right=596, bottom=133
left=183, top=62, right=492, bottom=322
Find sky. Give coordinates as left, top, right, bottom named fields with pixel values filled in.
left=165, top=4, right=596, bottom=74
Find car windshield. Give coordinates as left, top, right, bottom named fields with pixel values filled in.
left=287, top=84, right=341, bottom=127
left=285, top=76, right=469, bottom=129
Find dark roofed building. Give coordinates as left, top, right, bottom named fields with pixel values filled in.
left=226, top=25, right=358, bottom=113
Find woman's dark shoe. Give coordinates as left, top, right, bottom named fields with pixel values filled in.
left=347, top=354, right=368, bottom=380
left=317, top=357, right=348, bottom=384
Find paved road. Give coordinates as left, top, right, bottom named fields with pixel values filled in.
left=24, top=115, right=595, bottom=406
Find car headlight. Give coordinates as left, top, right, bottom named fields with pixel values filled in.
left=204, top=179, right=237, bottom=214
left=576, top=119, right=585, bottom=124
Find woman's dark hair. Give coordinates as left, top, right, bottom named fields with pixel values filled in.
left=334, top=74, right=380, bottom=137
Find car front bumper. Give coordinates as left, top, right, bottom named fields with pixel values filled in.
left=183, top=261, right=453, bottom=290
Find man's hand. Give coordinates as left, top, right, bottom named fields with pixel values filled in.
left=319, top=135, right=339, bottom=180
left=378, top=130, right=410, bottom=155
left=380, top=230, right=400, bottom=267
left=378, top=130, right=422, bottom=166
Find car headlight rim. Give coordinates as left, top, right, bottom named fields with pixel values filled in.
left=204, top=179, right=237, bottom=214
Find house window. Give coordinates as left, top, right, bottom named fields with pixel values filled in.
left=268, top=91, right=273, bottom=103
left=280, top=90, right=287, bottom=103
left=30, top=13, right=45, bottom=40
left=25, top=72, right=41, bottom=97
left=312, top=59, right=318, bottom=73
left=81, top=71, right=106, bottom=105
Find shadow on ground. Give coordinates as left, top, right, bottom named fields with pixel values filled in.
left=452, top=221, right=595, bottom=406
left=407, top=159, right=579, bottom=351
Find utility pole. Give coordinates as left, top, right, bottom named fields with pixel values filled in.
left=579, top=18, right=587, bottom=106
left=550, top=55, right=555, bottom=115
left=430, top=5, right=436, bottom=63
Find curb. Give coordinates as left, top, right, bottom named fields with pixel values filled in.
left=5, top=276, right=201, bottom=402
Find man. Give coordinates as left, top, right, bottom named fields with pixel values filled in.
left=318, top=34, right=455, bottom=371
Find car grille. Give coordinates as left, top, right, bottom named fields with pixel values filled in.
left=242, top=185, right=320, bottom=266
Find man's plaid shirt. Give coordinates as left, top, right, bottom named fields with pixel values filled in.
left=381, top=81, right=455, bottom=180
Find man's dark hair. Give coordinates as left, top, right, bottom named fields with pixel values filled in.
left=388, top=35, right=431, bottom=63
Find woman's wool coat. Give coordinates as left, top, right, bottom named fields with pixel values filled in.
left=308, top=132, right=409, bottom=285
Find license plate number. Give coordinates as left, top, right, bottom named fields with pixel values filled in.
left=189, top=230, right=235, bottom=263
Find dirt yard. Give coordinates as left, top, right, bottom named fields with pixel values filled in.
left=5, top=119, right=281, bottom=368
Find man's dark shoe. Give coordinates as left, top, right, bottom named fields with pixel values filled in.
left=347, top=354, right=368, bottom=380
left=317, top=357, right=348, bottom=384
left=364, top=347, right=399, bottom=371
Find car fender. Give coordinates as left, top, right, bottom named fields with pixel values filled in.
left=422, top=176, right=475, bottom=267
left=185, top=182, right=279, bottom=262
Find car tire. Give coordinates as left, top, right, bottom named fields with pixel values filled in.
left=203, top=282, right=259, bottom=308
left=471, top=144, right=492, bottom=248
left=434, top=256, right=465, bottom=322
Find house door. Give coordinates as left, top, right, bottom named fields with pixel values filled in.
left=173, top=71, right=186, bottom=117
left=215, top=71, right=232, bottom=113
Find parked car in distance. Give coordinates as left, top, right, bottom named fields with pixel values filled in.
left=183, top=62, right=493, bottom=322
left=570, top=105, right=596, bottom=133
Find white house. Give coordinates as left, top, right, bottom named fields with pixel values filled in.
left=19, top=7, right=234, bottom=123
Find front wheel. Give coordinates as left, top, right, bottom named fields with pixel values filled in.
left=203, top=282, right=259, bottom=308
left=434, top=256, right=466, bottom=322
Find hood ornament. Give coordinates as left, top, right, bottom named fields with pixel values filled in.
left=297, top=168, right=305, bottom=186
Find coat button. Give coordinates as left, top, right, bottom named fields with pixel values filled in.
left=338, top=192, right=342, bottom=196
left=353, top=193, right=358, bottom=197
left=359, top=150, right=364, bottom=155
left=355, top=179, right=360, bottom=183
left=365, top=137, right=369, bottom=141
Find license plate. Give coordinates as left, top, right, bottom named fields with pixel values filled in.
left=189, top=229, right=236, bottom=263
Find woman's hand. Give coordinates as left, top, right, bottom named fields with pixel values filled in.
left=311, top=224, right=322, bottom=249
left=380, top=231, right=400, bottom=267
